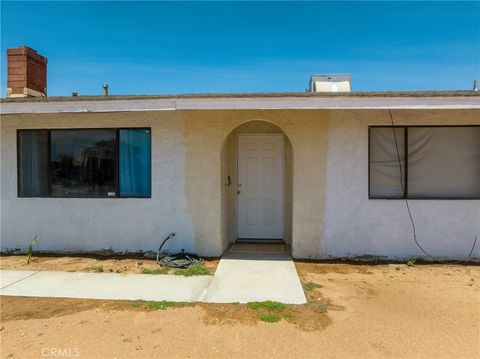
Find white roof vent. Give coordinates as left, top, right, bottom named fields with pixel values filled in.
left=308, top=74, right=352, bottom=93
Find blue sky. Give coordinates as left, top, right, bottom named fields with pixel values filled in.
left=1, top=1, right=479, bottom=96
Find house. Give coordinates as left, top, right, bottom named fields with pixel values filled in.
left=1, top=47, right=479, bottom=260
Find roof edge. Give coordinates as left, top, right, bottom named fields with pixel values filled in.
left=2, top=93, right=480, bottom=115
left=1, top=90, right=479, bottom=104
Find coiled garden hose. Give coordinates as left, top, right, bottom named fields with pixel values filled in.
left=156, top=233, right=204, bottom=268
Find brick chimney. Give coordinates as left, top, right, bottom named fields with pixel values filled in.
left=7, top=46, right=47, bottom=98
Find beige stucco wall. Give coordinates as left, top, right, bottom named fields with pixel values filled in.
left=322, top=109, right=480, bottom=260
left=220, top=121, right=293, bottom=249
left=1, top=109, right=479, bottom=260
left=1, top=112, right=196, bottom=254
left=182, top=110, right=329, bottom=257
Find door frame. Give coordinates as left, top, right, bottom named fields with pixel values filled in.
left=236, top=133, right=285, bottom=240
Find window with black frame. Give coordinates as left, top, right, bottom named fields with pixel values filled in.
left=50, top=129, right=117, bottom=197
left=17, top=128, right=151, bottom=198
left=369, top=126, right=480, bottom=199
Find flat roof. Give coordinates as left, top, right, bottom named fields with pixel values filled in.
left=1, top=91, right=479, bottom=114
left=2, top=91, right=479, bottom=103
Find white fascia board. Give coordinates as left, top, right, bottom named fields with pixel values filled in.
left=0, top=99, right=177, bottom=114
left=1, top=96, right=480, bottom=114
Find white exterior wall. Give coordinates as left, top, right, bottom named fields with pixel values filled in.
left=318, top=110, right=480, bottom=261
left=0, top=112, right=196, bottom=255
left=1, top=108, right=479, bottom=260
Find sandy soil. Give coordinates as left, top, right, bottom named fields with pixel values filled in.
left=1, top=263, right=479, bottom=359
left=0, top=255, right=219, bottom=275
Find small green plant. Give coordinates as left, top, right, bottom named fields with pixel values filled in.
left=406, top=258, right=416, bottom=267
left=99, top=248, right=115, bottom=256
left=141, top=268, right=169, bottom=275
left=85, top=266, right=104, bottom=273
left=27, top=235, right=39, bottom=264
left=259, top=313, right=281, bottom=323
left=303, top=282, right=322, bottom=291
left=246, top=301, right=286, bottom=312
left=312, top=300, right=330, bottom=313
left=132, top=300, right=143, bottom=308
left=174, top=264, right=212, bottom=277
left=145, top=301, right=191, bottom=310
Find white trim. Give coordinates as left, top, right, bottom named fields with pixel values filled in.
left=1, top=96, right=480, bottom=114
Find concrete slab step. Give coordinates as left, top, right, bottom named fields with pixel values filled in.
left=202, top=254, right=307, bottom=304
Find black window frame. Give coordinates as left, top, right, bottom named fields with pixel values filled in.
left=17, top=127, right=152, bottom=199
left=368, top=125, right=480, bottom=200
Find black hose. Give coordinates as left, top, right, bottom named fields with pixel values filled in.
left=389, top=110, right=431, bottom=258
left=156, top=233, right=204, bottom=268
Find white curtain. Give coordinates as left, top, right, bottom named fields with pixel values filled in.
left=18, top=130, right=49, bottom=196
left=407, top=127, right=480, bottom=198
left=369, top=127, right=406, bottom=198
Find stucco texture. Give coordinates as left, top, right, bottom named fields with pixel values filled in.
left=1, top=109, right=479, bottom=260
left=221, top=120, right=293, bottom=248
left=322, top=109, right=480, bottom=260
left=1, top=112, right=195, bottom=255
left=182, top=110, right=329, bottom=257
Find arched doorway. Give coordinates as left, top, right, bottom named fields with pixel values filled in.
left=220, top=120, right=293, bottom=252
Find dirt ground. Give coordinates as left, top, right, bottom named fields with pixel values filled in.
left=0, top=255, right=219, bottom=275
left=1, top=262, right=479, bottom=359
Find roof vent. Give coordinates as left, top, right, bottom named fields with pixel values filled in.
left=103, top=83, right=109, bottom=96
left=308, top=74, right=352, bottom=93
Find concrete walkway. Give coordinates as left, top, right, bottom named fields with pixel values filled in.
left=203, top=254, right=306, bottom=304
left=0, top=255, right=306, bottom=304
left=0, top=270, right=212, bottom=302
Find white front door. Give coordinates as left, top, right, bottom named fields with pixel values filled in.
left=237, top=134, right=284, bottom=239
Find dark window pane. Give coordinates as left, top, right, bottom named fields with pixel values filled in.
left=369, top=127, right=406, bottom=198
left=119, top=129, right=151, bottom=197
left=407, top=127, right=480, bottom=198
left=50, top=130, right=116, bottom=197
left=18, top=130, right=49, bottom=196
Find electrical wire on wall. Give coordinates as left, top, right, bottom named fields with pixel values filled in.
left=388, top=109, right=477, bottom=262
